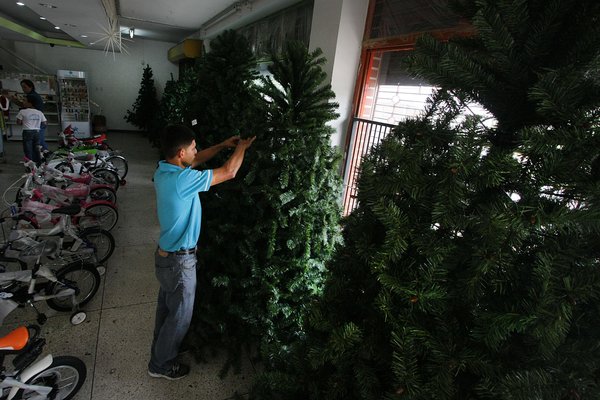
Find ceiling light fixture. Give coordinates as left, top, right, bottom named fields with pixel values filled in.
left=40, top=16, right=46, bottom=20
left=16, top=2, right=25, bottom=6
left=54, top=26, right=60, bottom=30
left=129, top=28, right=134, bottom=39
left=39, top=3, right=57, bottom=8
left=81, top=34, right=88, bottom=38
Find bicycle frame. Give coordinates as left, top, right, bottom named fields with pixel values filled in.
left=12, top=207, right=85, bottom=252
left=1, top=354, right=54, bottom=400
left=0, top=259, right=77, bottom=325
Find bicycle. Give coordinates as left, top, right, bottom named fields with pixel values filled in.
left=4, top=162, right=119, bottom=233
left=0, top=239, right=100, bottom=326
left=57, top=129, right=128, bottom=182
left=16, top=161, right=117, bottom=207
left=0, top=325, right=86, bottom=400
left=2, top=208, right=115, bottom=266
left=47, top=152, right=121, bottom=191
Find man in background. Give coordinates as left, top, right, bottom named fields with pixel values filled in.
left=16, top=100, right=46, bottom=163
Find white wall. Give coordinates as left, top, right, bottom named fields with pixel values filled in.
left=1, top=38, right=178, bottom=131
left=309, top=0, right=369, bottom=149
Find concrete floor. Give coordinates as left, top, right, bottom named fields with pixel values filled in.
left=0, top=132, right=254, bottom=399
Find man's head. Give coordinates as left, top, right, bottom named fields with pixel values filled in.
left=160, top=124, right=197, bottom=165
left=20, top=79, right=34, bottom=93
left=22, top=100, right=33, bottom=108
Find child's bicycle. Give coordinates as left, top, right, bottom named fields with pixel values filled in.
left=0, top=325, right=86, bottom=399
left=0, top=238, right=101, bottom=326
left=2, top=206, right=115, bottom=266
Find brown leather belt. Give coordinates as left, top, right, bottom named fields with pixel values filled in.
left=157, top=247, right=196, bottom=257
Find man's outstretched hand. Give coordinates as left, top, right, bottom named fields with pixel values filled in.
left=221, top=136, right=240, bottom=148
left=237, top=136, right=256, bottom=150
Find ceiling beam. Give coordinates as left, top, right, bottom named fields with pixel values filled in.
left=0, top=15, right=85, bottom=48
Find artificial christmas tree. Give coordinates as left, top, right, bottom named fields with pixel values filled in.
left=252, top=0, right=600, bottom=399
left=124, top=64, right=160, bottom=140
left=188, top=40, right=342, bottom=375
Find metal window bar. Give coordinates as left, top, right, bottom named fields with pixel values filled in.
left=342, top=117, right=396, bottom=216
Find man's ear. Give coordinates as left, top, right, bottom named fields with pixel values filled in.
left=177, top=147, right=185, bottom=159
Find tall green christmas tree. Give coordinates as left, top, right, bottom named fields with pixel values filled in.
left=188, top=40, right=342, bottom=375
left=124, top=64, right=160, bottom=139
left=156, top=69, right=204, bottom=148
left=252, top=1, right=600, bottom=399
left=189, top=29, right=262, bottom=150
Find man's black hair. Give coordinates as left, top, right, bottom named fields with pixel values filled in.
left=160, top=124, right=196, bottom=159
left=20, top=79, right=35, bottom=91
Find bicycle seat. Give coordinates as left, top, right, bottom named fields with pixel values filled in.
left=74, top=154, right=94, bottom=162
left=51, top=204, right=81, bottom=215
left=0, top=326, right=29, bottom=352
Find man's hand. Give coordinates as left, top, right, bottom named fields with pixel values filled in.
left=221, top=136, right=240, bottom=148
left=237, top=136, right=256, bottom=149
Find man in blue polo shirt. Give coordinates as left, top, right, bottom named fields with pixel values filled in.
left=149, top=124, right=255, bottom=380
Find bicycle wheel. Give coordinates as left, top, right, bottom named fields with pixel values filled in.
left=79, top=227, right=115, bottom=264
left=105, top=155, right=128, bottom=180
left=18, top=355, right=86, bottom=400
left=46, top=262, right=100, bottom=311
left=78, top=203, right=118, bottom=231
left=91, top=168, right=120, bottom=191
left=89, top=186, right=117, bottom=204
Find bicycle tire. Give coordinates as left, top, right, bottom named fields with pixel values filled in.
left=46, top=262, right=100, bottom=312
left=79, top=227, right=115, bottom=264
left=17, top=355, right=86, bottom=400
left=78, top=203, right=119, bottom=231
left=89, top=186, right=117, bottom=204
left=90, top=168, right=120, bottom=191
left=105, top=155, right=128, bottom=180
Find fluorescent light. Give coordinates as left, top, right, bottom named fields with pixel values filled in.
left=81, top=34, right=88, bottom=38
left=40, top=16, right=46, bottom=20
left=16, top=2, right=25, bottom=6
left=54, top=26, right=60, bottom=30
left=129, top=28, right=134, bottom=38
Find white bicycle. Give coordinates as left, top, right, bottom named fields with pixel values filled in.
left=0, top=325, right=86, bottom=399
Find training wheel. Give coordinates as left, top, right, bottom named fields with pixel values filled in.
left=70, top=311, right=87, bottom=325
left=96, top=265, right=106, bottom=276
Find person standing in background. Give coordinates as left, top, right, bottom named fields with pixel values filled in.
left=16, top=100, right=46, bottom=163
left=12, top=79, right=47, bottom=151
left=0, top=88, right=9, bottom=141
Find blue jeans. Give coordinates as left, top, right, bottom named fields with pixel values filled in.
left=22, top=129, right=41, bottom=163
left=149, top=249, right=197, bottom=373
left=38, top=125, right=48, bottom=151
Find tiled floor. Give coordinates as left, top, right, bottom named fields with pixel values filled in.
left=0, top=132, right=254, bottom=399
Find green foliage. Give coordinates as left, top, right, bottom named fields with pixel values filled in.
left=124, top=64, right=160, bottom=140
left=252, top=1, right=600, bottom=399
left=191, top=29, right=262, bottom=149
left=188, top=37, right=342, bottom=375
left=407, top=0, right=600, bottom=146
left=156, top=68, right=203, bottom=148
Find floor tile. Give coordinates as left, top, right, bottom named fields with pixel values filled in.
left=92, top=303, right=253, bottom=400
left=102, top=245, right=159, bottom=309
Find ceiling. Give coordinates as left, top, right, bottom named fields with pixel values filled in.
left=0, top=0, right=301, bottom=51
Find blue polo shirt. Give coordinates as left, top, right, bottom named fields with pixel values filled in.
left=154, top=161, right=213, bottom=252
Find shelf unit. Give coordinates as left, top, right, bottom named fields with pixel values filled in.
left=57, top=70, right=90, bottom=138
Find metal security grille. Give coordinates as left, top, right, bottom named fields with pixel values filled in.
left=342, top=118, right=396, bottom=215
